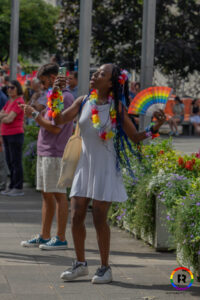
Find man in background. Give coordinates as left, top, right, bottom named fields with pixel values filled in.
left=21, top=63, right=74, bottom=250
left=67, top=71, right=78, bottom=100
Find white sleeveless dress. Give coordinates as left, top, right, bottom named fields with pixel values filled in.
left=70, top=100, right=127, bottom=203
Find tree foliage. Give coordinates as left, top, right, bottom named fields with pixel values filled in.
left=57, top=0, right=200, bottom=77
left=0, top=0, right=59, bottom=62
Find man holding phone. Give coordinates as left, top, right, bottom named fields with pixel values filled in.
left=20, top=63, right=74, bottom=250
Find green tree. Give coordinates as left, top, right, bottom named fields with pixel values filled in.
left=57, top=0, right=200, bottom=77
left=0, top=0, right=59, bottom=62
left=156, top=0, right=200, bottom=77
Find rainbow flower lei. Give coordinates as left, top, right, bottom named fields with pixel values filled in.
left=47, top=88, right=64, bottom=118
left=89, top=89, right=117, bottom=140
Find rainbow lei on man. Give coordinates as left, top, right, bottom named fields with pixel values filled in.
left=89, top=89, right=117, bottom=140
left=47, top=88, right=64, bottom=118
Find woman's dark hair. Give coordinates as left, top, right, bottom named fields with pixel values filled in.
left=192, top=98, right=198, bottom=105
left=9, top=80, right=23, bottom=96
left=175, top=96, right=182, bottom=104
left=110, top=64, right=140, bottom=179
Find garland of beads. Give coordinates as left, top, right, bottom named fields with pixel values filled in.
left=89, top=89, right=117, bottom=140
left=47, top=88, right=64, bottom=118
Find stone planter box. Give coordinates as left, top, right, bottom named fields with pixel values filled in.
left=176, top=244, right=200, bottom=280
left=123, top=197, right=175, bottom=251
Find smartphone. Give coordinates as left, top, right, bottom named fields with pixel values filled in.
left=58, top=67, right=66, bottom=76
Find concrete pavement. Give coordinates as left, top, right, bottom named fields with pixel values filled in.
left=161, top=135, right=200, bottom=155
left=0, top=185, right=200, bottom=300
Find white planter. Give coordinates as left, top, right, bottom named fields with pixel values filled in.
left=176, top=244, right=200, bottom=279
left=122, top=197, right=175, bottom=251
left=154, top=198, right=175, bottom=251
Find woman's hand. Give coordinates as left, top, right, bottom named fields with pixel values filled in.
left=0, top=111, right=6, bottom=120
left=152, top=109, right=166, bottom=131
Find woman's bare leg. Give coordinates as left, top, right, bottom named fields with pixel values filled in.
left=71, top=196, right=90, bottom=262
left=92, top=200, right=111, bottom=266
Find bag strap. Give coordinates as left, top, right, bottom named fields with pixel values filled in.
left=74, top=123, right=80, bottom=136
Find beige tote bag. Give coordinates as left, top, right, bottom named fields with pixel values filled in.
left=57, top=123, right=82, bottom=188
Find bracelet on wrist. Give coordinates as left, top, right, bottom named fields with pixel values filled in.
left=145, top=122, right=159, bottom=139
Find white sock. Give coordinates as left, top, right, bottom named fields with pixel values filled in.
left=77, top=261, right=87, bottom=266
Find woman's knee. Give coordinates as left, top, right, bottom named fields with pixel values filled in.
left=92, top=206, right=109, bottom=229
left=71, top=210, right=86, bottom=227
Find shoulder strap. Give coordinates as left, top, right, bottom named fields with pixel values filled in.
left=79, top=95, right=89, bottom=114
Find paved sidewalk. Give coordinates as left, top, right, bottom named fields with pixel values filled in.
left=0, top=187, right=199, bottom=300
left=161, top=135, right=200, bottom=155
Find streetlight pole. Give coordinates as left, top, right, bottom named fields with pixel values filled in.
left=139, top=0, right=156, bottom=131
left=77, top=0, right=93, bottom=96
left=9, top=0, right=20, bottom=80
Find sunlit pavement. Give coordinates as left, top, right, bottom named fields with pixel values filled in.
left=0, top=182, right=199, bottom=300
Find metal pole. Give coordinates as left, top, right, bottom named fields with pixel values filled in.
left=77, top=0, right=93, bottom=96
left=139, top=0, right=156, bottom=131
left=9, top=0, right=20, bottom=80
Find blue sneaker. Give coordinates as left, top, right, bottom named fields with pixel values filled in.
left=39, top=236, right=68, bottom=250
left=21, top=234, right=50, bottom=248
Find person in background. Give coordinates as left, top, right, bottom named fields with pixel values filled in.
left=0, top=89, right=8, bottom=111
left=128, top=81, right=140, bottom=130
left=190, top=98, right=200, bottom=134
left=20, top=63, right=74, bottom=250
left=31, top=83, right=47, bottom=112
left=67, top=71, right=78, bottom=100
left=129, top=81, right=136, bottom=100
left=168, top=96, right=184, bottom=136
left=0, top=86, right=8, bottom=191
left=1, top=75, right=10, bottom=98
left=0, top=80, right=25, bottom=196
left=24, top=80, right=34, bottom=103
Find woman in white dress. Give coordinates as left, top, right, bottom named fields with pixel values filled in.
left=55, top=64, right=166, bottom=284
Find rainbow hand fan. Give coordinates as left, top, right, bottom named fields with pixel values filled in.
left=128, top=86, right=172, bottom=116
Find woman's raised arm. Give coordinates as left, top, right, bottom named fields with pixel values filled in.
left=54, top=96, right=84, bottom=125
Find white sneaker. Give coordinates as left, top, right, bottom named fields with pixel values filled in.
left=91, top=266, right=112, bottom=284
left=1, top=189, right=11, bottom=195
left=60, top=261, right=89, bottom=281
left=7, top=189, right=24, bottom=196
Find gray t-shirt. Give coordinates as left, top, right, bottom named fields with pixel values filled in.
left=37, top=89, right=74, bottom=157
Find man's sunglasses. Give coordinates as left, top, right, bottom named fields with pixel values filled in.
left=8, top=86, right=15, bottom=90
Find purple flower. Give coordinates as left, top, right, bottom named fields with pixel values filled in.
left=166, top=215, right=171, bottom=220
left=161, top=198, right=165, bottom=202
left=198, top=251, right=200, bottom=255
left=116, top=215, right=122, bottom=221
left=191, top=234, right=194, bottom=238
left=196, top=202, right=200, bottom=206
left=181, top=203, right=185, bottom=206
left=191, top=223, right=195, bottom=227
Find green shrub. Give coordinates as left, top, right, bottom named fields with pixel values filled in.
left=23, top=125, right=39, bottom=186
left=108, top=138, right=200, bottom=274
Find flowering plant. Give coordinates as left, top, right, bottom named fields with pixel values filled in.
left=108, top=137, right=200, bottom=275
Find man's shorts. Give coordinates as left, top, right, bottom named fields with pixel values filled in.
left=36, top=156, right=66, bottom=193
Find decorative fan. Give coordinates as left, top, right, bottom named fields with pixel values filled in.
left=128, top=86, right=172, bottom=116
